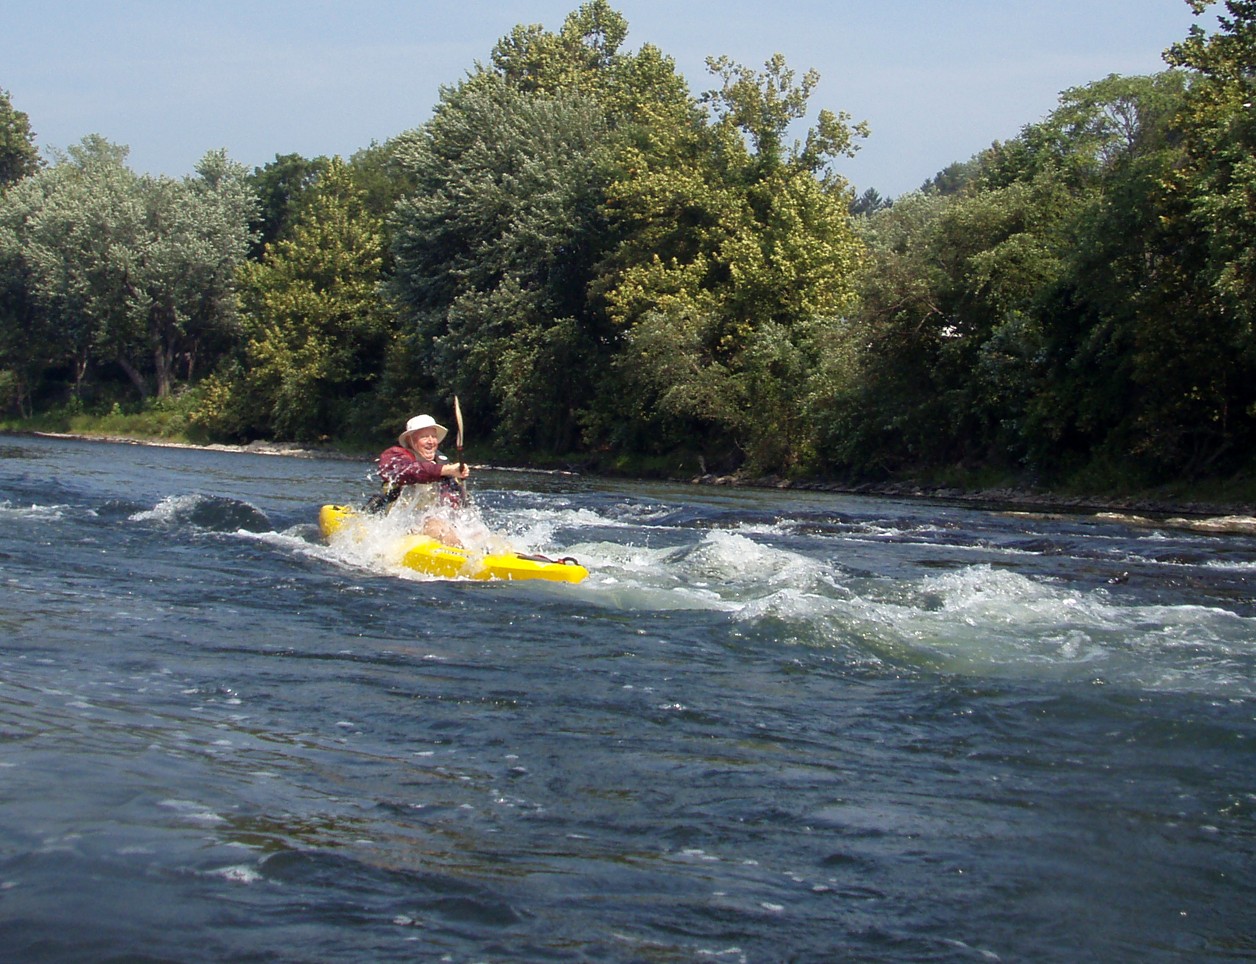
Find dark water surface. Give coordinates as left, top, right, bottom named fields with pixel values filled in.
left=1, top=434, right=1252, bottom=962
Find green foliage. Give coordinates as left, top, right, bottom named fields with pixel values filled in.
left=383, top=4, right=871, bottom=471
left=490, top=0, right=628, bottom=96
left=1159, top=1, right=1256, bottom=464
left=920, top=158, right=981, bottom=196
left=850, top=188, right=892, bottom=215
left=387, top=66, right=617, bottom=451
left=702, top=52, right=868, bottom=176
left=6, top=2, right=1256, bottom=501
left=0, top=138, right=136, bottom=401
left=246, top=152, right=330, bottom=256
left=0, top=137, right=254, bottom=408
left=196, top=158, right=393, bottom=442
left=831, top=33, right=1256, bottom=488
left=596, top=51, right=866, bottom=470
left=0, top=88, right=41, bottom=187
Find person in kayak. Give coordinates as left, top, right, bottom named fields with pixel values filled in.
left=366, top=414, right=470, bottom=545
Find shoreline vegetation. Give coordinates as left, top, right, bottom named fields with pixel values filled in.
left=5, top=5, right=1256, bottom=526
left=4, top=5, right=1256, bottom=509
left=14, top=429, right=1256, bottom=536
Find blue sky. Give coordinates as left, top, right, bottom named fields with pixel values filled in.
left=3, top=0, right=1217, bottom=198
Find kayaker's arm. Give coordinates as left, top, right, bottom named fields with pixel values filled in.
left=378, top=447, right=468, bottom=485
left=378, top=446, right=443, bottom=485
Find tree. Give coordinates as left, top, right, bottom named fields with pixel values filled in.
left=1, top=137, right=139, bottom=399
left=88, top=147, right=255, bottom=399
left=246, top=152, right=330, bottom=257
left=921, top=158, right=981, bottom=196
left=145, top=149, right=257, bottom=395
left=199, top=158, right=393, bottom=441
left=814, top=191, right=955, bottom=475
left=1158, top=1, right=1256, bottom=471
left=347, top=139, right=419, bottom=224
left=702, top=53, right=867, bottom=176
left=850, top=187, right=892, bottom=216
left=0, top=137, right=254, bottom=405
left=0, top=88, right=41, bottom=187
left=490, top=0, right=629, bottom=96
left=601, top=53, right=867, bottom=470
left=825, top=62, right=1250, bottom=484
left=388, top=75, right=612, bottom=451
left=1010, top=73, right=1195, bottom=476
left=0, top=171, right=60, bottom=414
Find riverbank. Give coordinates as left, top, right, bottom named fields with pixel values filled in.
left=694, top=472, right=1256, bottom=534
left=16, top=430, right=1256, bottom=534
left=23, top=430, right=361, bottom=460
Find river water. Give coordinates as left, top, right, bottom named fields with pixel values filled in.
left=1, top=433, right=1252, bottom=962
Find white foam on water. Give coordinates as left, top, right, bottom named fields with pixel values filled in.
left=206, top=864, right=263, bottom=884
left=238, top=516, right=443, bottom=583
left=158, top=798, right=227, bottom=824
left=791, top=564, right=1255, bottom=696
left=556, top=533, right=771, bottom=611
left=129, top=493, right=201, bottom=523
left=553, top=505, right=1253, bottom=695
left=494, top=503, right=621, bottom=537
left=1204, top=557, right=1256, bottom=572
left=0, top=500, right=65, bottom=521
left=253, top=498, right=1253, bottom=695
left=686, top=530, right=802, bottom=582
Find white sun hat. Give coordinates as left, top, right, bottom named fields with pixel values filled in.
left=399, top=414, right=448, bottom=448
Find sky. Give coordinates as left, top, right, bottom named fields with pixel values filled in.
left=2, top=0, right=1220, bottom=199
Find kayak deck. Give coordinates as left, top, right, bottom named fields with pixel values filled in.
left=319, top=504, right=588, bottom=584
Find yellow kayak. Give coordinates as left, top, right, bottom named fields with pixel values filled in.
left=318, top=504, right=588, bottom=584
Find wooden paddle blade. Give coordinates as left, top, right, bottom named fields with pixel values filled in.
left=453, top=395, right=464, bottom=451
left=452, top=394, right=468, bottom=504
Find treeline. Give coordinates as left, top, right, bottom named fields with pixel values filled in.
left=1, top=0, right=1253, bottom=489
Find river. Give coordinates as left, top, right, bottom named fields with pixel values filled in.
left=1, top=433, right=1252, bottom=961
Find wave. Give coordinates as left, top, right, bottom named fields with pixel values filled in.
left=564, top=524, right=1255, bottom=697
left=247, top=496, right=1256, bottom=696
left=1097, top=511, right=1256, bottom=535
left=747, top=563, right=1253, bottom=697
left=129, top=494, right=272, bottom=533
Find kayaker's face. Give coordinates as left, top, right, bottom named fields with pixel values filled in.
left=410, top=427, right=440, bottom=460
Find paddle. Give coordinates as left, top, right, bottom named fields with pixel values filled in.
left=453, top=394, right=468, bottom=506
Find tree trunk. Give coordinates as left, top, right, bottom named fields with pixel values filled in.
left=15, top=371, right=32, bottom=419
left=71, top=353, right=89, bottom=400
left=152, top=303, right=179, bottom=398
left=116, top=355, right=150, bottom=399
left=184, top=341, right=198, bottom=383
left=154, top=343, right=174, bottom=398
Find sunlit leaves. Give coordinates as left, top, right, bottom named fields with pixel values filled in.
left=221, top=159, right=392, bottom=441
left=1165, top=0, right=1256, bottom=315
left=599, top=51, right=864, bottom=469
